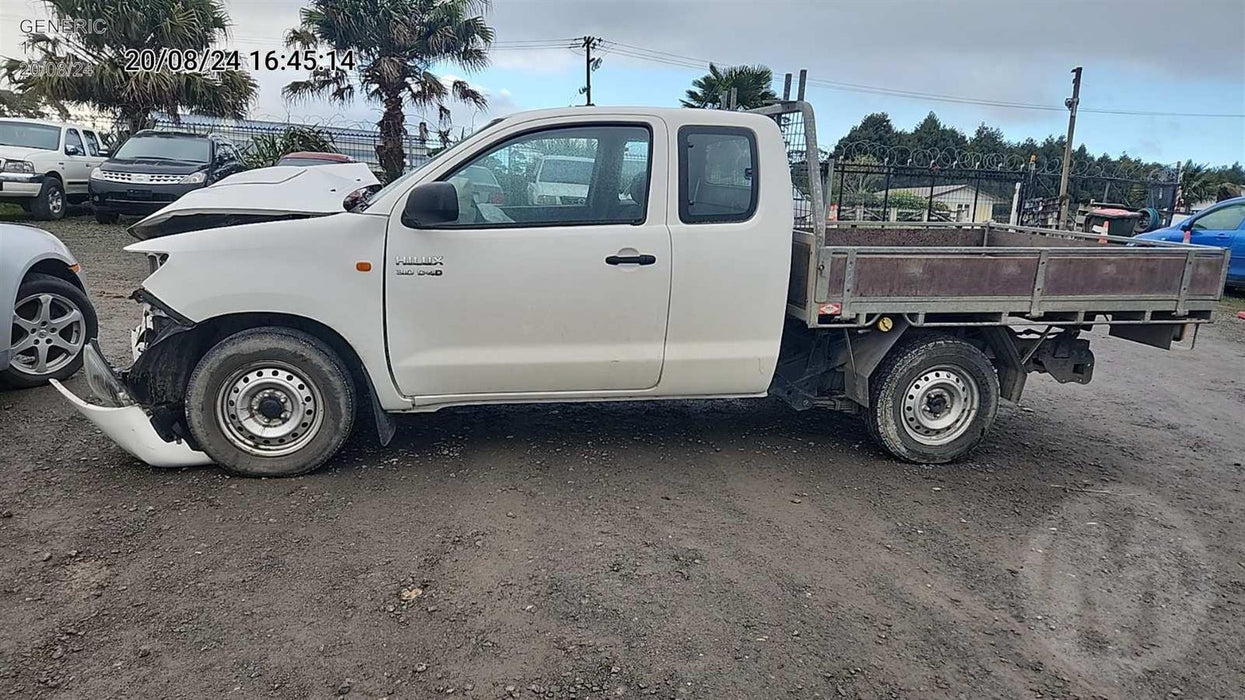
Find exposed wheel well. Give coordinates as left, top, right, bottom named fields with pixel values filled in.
left=42, top=171, right=62, bottom=183
left=148, top=313, right=371, bottom=402
left=25, top=260, right=85, bottom=291
left=127, top=312, right=387, bottom=445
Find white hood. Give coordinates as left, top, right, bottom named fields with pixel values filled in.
left=0, top=145, right=53, bottom=161
left=129, top=162, right=380, bottom=239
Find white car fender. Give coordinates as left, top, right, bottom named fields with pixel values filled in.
left=126, top=212, right=410, bottom=411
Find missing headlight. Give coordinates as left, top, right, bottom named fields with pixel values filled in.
left=147, top=253, right=168, bottom=274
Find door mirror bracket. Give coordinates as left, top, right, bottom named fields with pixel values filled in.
left=402, top=182, right=459, bottom=228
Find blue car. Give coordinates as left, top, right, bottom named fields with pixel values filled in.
left=1135, top=197, right=1245, bottom=289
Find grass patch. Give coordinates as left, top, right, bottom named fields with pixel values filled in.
left=1220, top=288, right=1245, bottom=314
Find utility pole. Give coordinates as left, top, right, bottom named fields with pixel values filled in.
left=1057, top=66, right=1082, bottom=230
left=581, top=36, right=602, bottom=106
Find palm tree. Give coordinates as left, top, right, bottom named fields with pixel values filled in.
left=284, top=0, right=494, bottom=181
left=681, top=64, right=777, bottom=110
left=2, top=0, right=255, bottom=136
left=1177, top=161, right=1217, bottom=210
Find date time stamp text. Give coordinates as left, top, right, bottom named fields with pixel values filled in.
left=121, top=49, right=356, bottom=74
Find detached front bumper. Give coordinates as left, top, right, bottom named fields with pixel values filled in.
left=53, top=342, right=211, bottom=468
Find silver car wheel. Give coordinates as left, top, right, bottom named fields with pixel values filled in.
left=48, top=188, right=64, bottom=216
left=900, top=364, right=980, bottom=446
left=214, top=361, right=325, bottom=457
left=9, top=292, right=86, bottom=376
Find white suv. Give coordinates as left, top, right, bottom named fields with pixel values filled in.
left=0, top=118, right=109, bottom=220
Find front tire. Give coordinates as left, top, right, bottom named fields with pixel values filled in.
left=185, top=328, right=355, bottom=477
left=31, top=178, right=66, bottom=220
left=1, top=273, right=98, bottom=389
left=865, top=334, right=999, bottom=463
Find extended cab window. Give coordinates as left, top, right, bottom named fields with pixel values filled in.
left=679, top=126, right=758, bottom=224
left=437, top=124, right=652, bottom=228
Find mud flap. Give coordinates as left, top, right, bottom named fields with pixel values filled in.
left=844, top=317, right=911, bottom=406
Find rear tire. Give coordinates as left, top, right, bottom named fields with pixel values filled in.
left=31, top=178, right=65, bottom=220
left=864, top=334, right=999, bottom=463
left=184, top=327, right=355, bottom=477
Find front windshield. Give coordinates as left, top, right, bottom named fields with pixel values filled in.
left=115, top=134, right=210, bottom=163
left=0, top=121, right=60, bottom=150
left=538, top=158, right=593, bottom=185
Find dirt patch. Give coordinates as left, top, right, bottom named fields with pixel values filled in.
left=1, top=215, right=1243, bottom=699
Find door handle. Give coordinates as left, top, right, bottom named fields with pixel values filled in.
left=605, top=254, right=656, bottom=266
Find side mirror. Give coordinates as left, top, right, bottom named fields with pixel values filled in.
left=65, top=144, right=82, bottom=156
left=402, top=182, right=459, bottom=228
left=1180, top=219, right=1193, bottom=232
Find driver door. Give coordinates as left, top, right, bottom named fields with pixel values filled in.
left=1188, top=202, right=1245, bottom=283
left=385, top=119, right=671, bottom=398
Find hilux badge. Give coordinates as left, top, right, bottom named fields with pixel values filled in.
left=395, top=256, right=444, bottom=266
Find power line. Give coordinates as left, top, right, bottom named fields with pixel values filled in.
left=600, top=39, right=1245, bottom=119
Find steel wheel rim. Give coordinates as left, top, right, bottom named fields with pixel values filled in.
left=9, top=292, right=86, bottom=376
left=214, top=361, right=325, bottom=457
left=900, top=364, right=979, bottom=446
left=48, top=188, right=63, bottom=215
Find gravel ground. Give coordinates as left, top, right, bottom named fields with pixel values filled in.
left=2, top=214, right=1243, bottom=699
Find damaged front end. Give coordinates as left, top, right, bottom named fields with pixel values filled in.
left=54, top=294, right=212, bottom=468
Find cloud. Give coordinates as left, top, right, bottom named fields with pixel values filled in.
left=487, top=0, right=1245, bottom=122
left=491, top=47, right=580, bottom=73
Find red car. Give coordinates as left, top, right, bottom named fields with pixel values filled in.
left=276, top=151, right=354, bottom=167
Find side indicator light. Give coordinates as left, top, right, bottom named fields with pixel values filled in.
left=356, top=261, right=372, bottom=272
left=69, top=263, right=82, bottom=274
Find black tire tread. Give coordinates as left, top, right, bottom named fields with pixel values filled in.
left=31, top=178, right=65, bottom=220
left=184, top=327, right=355, bottom=477
left=865, top=333, right=999, bottom=464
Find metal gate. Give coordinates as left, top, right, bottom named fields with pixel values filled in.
left=829, top=161, right=1024, bottom=224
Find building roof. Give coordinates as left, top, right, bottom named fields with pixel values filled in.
left=876, top=184, right=1003, bottom=202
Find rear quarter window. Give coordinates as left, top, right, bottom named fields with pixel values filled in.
left=678, top=126, right=759, bottom=224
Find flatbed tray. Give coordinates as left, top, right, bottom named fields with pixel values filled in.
left=788, top=221, right=1229, bottom=329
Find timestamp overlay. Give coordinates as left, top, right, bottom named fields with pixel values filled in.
left=121, top=48, right=357, bottom=74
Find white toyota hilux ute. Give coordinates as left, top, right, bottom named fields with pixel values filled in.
left=57, top=108, right=793, bottom=476
left=55, top=103, right=1229, bottom=476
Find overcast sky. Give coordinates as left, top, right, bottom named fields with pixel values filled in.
left=2, top=0, right=1243, bottom=164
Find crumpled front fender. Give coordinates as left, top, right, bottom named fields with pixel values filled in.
left=51, top=379, right=212, bottom=468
